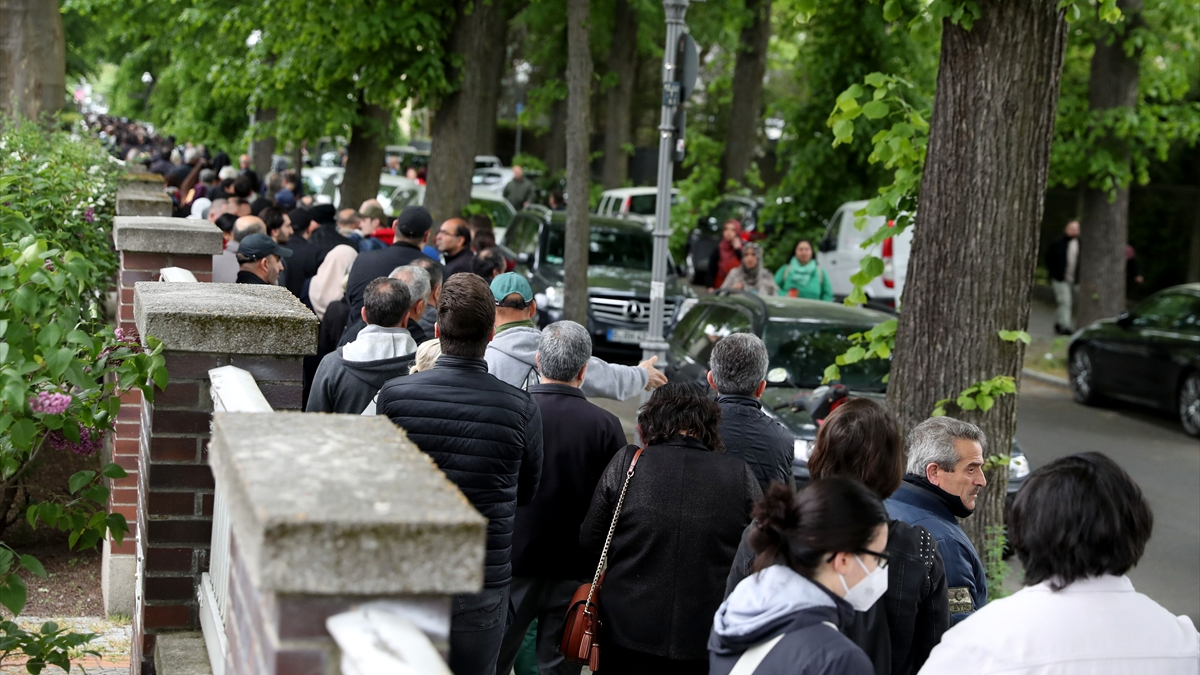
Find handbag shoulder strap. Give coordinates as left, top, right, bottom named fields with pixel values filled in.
left=583, top=448, right=644, bottom=609
left=729, top=633, right=785, bottom=675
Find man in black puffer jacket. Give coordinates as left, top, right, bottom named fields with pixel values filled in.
left=708, top=333, right=795, bottom=492
left=376, top=274, right=543, bottom=675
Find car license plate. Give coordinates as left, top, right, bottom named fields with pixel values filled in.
left=607, top=329, right=647, bottom=345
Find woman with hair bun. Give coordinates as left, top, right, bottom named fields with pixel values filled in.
left=710, top=478, right=889, bottom=675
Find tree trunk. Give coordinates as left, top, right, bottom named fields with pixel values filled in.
left=251, top=107, right=277, bottom=179
left=0, top=0, right=66, bottom=122
left=564, top=0, right=593, bottom=325
left=546, top=89, right=568, bottom=174
left=1077, top=0, right=1143, bottom=327
left=427, top=0, right=505, bottom=224
left=887, top=1, right=1068, bottom=560
left=601, top=0, right=638, bottom=189
left=477, top=3, right=510, bottom=156
left=722, top=0, right=771, bottom=187
left=342, top=99, right=389, bottom=212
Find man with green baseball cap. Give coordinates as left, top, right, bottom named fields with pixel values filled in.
left=484, top=272, right=667, bottom=397
left=235, top=233, right=291, bottom=285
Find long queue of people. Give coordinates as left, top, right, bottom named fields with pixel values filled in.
left=100, top=125, right=1196, bottom=674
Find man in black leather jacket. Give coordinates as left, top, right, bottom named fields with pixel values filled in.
left=708, top=333, right=796, bottom=492
left=376, top=273, right=543, bottom=675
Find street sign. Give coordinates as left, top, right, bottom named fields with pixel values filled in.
left=676, top=33, right=699, bottom=102
left=662, top=81, right=681, bottom=108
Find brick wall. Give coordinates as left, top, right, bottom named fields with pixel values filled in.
left=117, top=251, right=214, bottom=334
left=134, top=352, right=303, bottom=672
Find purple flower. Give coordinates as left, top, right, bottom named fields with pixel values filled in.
left=84, top=207, right=95, bottom=223
left=46, top=424, right=103, bottom=457
left=30, top=391, right=72, bottom=415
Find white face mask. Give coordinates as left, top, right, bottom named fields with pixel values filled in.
left=839, top=554, right=889, bottom=612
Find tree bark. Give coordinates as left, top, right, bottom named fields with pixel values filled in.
left=342, top=99, right=389, bottom=212
left=1077, top=0, right=1143, bottom=326
left=722, top=0, right=771, bottom=187
left=427, top=0, right=506, bottom=224
left=564, top=0, right=593, bottom=325
left=546, top=87, right=568, bottom=175
left=887, top=1, right=1067, bottom=559
left=477, top=2, right=510, bottom=156
left=251, top=107, right=277, bottom=179
left=0, top=0, right=66, bottom=122
left=601, top=0, right=638, bottom=189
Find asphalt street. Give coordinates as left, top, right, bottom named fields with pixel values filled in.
left=1015, top=378, right=1200, bottom=624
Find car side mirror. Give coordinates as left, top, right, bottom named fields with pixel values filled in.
left=818, top=239, right=834, bottom=253
left=1116, top=311, right=1133, bottom=329
left=516, top=252, right=532, bottom=266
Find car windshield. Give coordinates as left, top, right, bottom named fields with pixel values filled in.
left=626, top=193, right=679, bottom=216
left=543, top=225, right=652, bottom=270
left=762, top=321, right=890, bottom=393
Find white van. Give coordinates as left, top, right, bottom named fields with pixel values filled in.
left=595, top=187, right=680, bottom=223
left=816, top=200, right=913, bottom=310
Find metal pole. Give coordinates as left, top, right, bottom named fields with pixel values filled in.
left=640, top=0, right=689, bottom=367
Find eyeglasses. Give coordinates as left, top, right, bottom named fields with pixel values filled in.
left=858, top=549, right=890, bottom=570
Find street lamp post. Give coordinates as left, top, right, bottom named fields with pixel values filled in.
left=514, top=63, right=530, bottom=158
left=640, top=0, right=691, bottom=367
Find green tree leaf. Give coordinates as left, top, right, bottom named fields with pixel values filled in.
left=862, top=100, right=890, bottom=120
left=46, top=347, right=75, bottom=378
left=101, top=463, right=128, bottom=479
left=19, top=555, right=46, bottom=578
left=68, top=470, right=96, bottom=495
left=0, top=574, right=28, bottom=616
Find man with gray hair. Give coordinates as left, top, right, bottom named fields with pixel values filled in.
left=887, top=416, right=990, bottom=624
left=497, top=321, right=626, bottom=675
left=212, top=216, right=266, bottom=283
left=337, top=265, right=433, bottom=347
left=707, top=333, right=795, bottom=492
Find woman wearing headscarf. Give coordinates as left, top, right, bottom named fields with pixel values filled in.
left=309, top=244, right=358, bottom=321
left=708, top=220, right=745, bottom=290
left=720, top=242, right=778, bottom=296
left=775, top=239, right=834, bottom=301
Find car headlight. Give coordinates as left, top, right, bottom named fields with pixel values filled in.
left=543, top=285, right=564, bottom=309
left=793, top=439, right=813, bottom=462
left=1009, top=453, right=1030, bottom=479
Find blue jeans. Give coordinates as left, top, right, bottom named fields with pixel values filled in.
left=450, top=585, right=510, bottom=675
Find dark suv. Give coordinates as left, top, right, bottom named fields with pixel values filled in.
left=665, top=291, right=1031, bottom=496
left=500, top=210, right=696, bottom=360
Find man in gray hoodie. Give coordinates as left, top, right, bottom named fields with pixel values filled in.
left=306, top=278, right=417, bottom=414
left=484, top=273, right=666, bottom=400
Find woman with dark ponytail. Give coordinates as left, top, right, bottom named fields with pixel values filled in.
left=710, top=478, right=889, bottom=674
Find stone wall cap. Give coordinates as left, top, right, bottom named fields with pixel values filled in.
left=133, top=282, right=317, bottom=355
left=114, top=216, right=223, bottom=255
left=209, top=412, right=487, bottom=595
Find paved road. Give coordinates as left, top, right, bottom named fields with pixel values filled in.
left=1015, top=378, right=1200, bottom=624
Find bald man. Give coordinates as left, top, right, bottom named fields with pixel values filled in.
left=212, top=216, right=267, bottom=283
left=436, top=217, right=475, bottom=278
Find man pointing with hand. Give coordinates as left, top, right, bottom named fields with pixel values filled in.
left=484, top=273, right=667, bottom=399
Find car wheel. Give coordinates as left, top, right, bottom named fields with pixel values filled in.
left=1178, top=372, right=1200, bottom=437
left=1068, top=347, right=1100, bottom=405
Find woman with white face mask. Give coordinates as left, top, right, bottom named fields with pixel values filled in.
left=709, top=478, right=889, bottom=675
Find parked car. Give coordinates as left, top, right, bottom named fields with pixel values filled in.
left=472, top=166, right=544, bottom=202
left=817, top=200, right=914, bottom=311
left=500, top=210, right=695, bottom=359
left=664, top=291, right=1032, bottom=494
left=687, top=195, right=770, bottom=286
left=594, top=187, right=680, bottom=223
left=1068, top=283, right=1200, bottom=436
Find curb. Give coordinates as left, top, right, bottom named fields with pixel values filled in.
left=1022, top=368, right=1070, bottom=389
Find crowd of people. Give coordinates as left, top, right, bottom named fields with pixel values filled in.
left=108, top=123, right=1196, bottom=674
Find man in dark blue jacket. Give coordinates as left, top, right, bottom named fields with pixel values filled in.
left=707, top=333, right=795, bottom=493
left=886, top=416, right=989, bottom=625
left=376, top=273, right=543, bottom=675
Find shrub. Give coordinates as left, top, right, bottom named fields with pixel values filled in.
left=0, top=121, right=166, bottom=671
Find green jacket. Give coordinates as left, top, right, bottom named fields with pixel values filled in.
left=774, top=258, right=834, bottom=302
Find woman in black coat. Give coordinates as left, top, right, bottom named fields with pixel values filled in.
left=581, top=382, right=763, bottom=675
left=725, top=398, right=950, bottom=675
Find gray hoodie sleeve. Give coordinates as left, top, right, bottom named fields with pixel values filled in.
left=578, top=356, right=648, bottom=401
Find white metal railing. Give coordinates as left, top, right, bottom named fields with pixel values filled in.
left=200, top=366, right=273, bottom=675
left=326, top=602, right=453, bottom=675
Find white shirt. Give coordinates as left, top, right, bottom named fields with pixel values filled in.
left=918, top=575, right=1199, bottom=675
